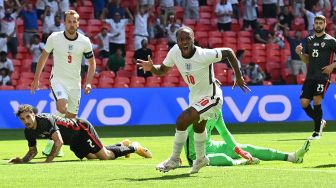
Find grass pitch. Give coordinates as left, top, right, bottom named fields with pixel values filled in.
left=1, top=122, right=336, bottom=188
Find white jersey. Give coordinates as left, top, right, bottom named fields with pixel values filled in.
left=44, top=31, right=93, bottom=89
left=163, top=45, right=223, bottom=104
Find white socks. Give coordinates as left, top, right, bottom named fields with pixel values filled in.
left=287, top=153, right=295, bottom=162
left=170, top=129, right=188, bottom=161
left=194, top=130, right=207, bottom=161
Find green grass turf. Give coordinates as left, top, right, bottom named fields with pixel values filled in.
left=0, top=121, right=336, bottom=188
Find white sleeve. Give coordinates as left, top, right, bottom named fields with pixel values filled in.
left=162, top=45, right=177, bottom=67
left=44, top=34, right=54, bottom=53
left=215, top=4, right=220, bottom=13
left=202, top=48, right=222, bottom=65
left=84, top=38, right=93, bottom=53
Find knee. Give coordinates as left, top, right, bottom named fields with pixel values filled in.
left=300, top=100, right=310, bottom=108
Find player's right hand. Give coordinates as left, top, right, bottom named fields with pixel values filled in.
left=137, top=55, right=154, bottom=73
left=295, top=43, right=303, bottom=55
left=31, top=79, right=39, bottom=94
left=8, top=157, right=23, bottom=164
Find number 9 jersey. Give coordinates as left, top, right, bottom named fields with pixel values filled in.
left=44, top=31, right=93, bottom=89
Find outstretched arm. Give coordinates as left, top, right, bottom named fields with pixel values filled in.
left=221, top=48, right=250, bottom=92
left=45, top=130, right=63, bottom=163
left=137, top=55, right=171, bottom=76
left=8, top=146, right=38, bottom=164
left=84, top=56, right=96, bottom=95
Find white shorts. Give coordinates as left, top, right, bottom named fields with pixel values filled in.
left=50, top=79, right=81, bottom=114
left=191, top=96, right=223, bottom=122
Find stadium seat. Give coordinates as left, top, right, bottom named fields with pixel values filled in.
left=98, top=82, right=113, bottom=88
left=209, top=31, right=222, bottom=38
left=99, top=77, right=114, bottom=85
left=113, top=82, right=129, bottom=88
left=21, top=72, right=35, bottom=79
left=88, top=19, right=102, bottom=26
left=183, top=19, right=196, bottom=27
left=296, top=74, right=305, bottom=84
left=15, top=84, right=30, bottom=90
left=223, top=31, right=236, bottom=39
left=163, top=76, right=179, bottom=84
left=252, top=43, right=266, bottom=51
left=262, top=81, right=273, bottom=85
left=146, top=76, right=161, bottom=84
left=77, top=7, right=93, bottom=19
left=145, top=82, right=160, bottom=88
left=237, top=37, right=252, bottom=44
left=200, top=12, right=212, bottom=19
left=117, top=70, right=132, bottom=78
left=100, top=71, right=115, bottom=78
left=209, top=37, right=223, bottom=48
left=195, top=31, right=208, bottom=40
left=130, top=82, right=144, bottom=88
left=131, top=76, right=145, bottom=84
left=161, top=82, right=177, bottom=87
left=114, top=77, right=130, bottom=84
left=238, top=31, right=252, bottom=38
left=0, top=85, right=15, bottom=90
left=266, top=62, right=281, bottom=82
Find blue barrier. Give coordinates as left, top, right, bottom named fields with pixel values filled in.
left=0, top=85, right=335, bottom=129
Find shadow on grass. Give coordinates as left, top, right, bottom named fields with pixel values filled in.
left=117, top=173, right=193, bottom=181
left=275, top=138, right=308, bottom=141
left=1, top=159, right=82, bottom=165
left=312, top=164, right=336, bottom=168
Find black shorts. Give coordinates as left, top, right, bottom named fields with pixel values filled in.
left=70, top=120, right=103, bottom=159
left=300, top=79, right=330, bottom=100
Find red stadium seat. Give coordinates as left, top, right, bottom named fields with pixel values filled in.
left=21, top=72, right=35, bottom=79
left=114, top=77, right=130, bottom=84
left=145, top=82, right=160, bottom=87
left=113, top=82, right=129, bottom=88
left=98, top=82, right=113, bottom=88
left=146, top=76, right=161, bottom=84
left=296, top=74, right=305, bottom=84
left=0, top=85, right=15, bottom=90
left=100, top=71, right=116, bottom=78
left=16, top=84, right=30, bottom=90
left=163, top=76, right=179, bottom=84
left=131, top=76, right=145, bottom=84
left=209, top=37, right=223, bottom=48
left=99, top=77, right=114, bottom=84
left=161, top=82, right=177, bottom=87
left=130, top=82, right=144, bottom=88
left=209, top=31, right=222, bottom=38
left=117, top=70, right=132, bottom=78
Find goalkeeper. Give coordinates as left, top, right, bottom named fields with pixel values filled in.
left=184, top=111, right=311, bottom=166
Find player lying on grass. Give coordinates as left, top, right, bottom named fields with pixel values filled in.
left=8, top=104, right=152, bottom=164
left=184, top=111, right=311, bottom=166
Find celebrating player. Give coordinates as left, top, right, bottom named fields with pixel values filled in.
left=30, top=10, right=96, bottom=155
left=185, top=112, right=311, bottom=166
left=137, top=26, right=250, bottom=173
left=295, top=15, right=336, bottom=140
left=8, top=104, right=152, bottom=164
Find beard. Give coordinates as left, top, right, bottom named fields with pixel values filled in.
left=314, top=27, right=324, bottom=33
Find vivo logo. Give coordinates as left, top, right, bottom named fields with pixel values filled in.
left=10, top=94, right=131, bottom=125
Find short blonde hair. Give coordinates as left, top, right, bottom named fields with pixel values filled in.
left=16, top=104, right=34, bottom=117
left=64, top=10, right=80, bottom=21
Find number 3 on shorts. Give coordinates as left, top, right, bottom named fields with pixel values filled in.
left=87, top=139, right=94, bottom=148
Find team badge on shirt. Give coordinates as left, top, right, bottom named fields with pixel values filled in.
left=185, top=63, right=191, bottom=71
left=321, top=42, right=325, bottom=48
left=68, top=45, right=73, bottom=51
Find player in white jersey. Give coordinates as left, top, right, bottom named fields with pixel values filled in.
left=31, top=10, right=96, bottom=156
left=137, top=26, right=250, bottom=174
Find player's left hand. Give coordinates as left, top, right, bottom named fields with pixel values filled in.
left=322, top=64, right=335, bottom=75
left=137, top=55, right=154, bottom=73
left=84, top=84, right=92, bottom=95
left=8, top=157, right=23, bottom=164
left=233, top=76, right=251, bottom=93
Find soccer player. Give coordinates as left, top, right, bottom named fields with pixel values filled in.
left=295, top=15, right=336, bottom=140
left=30, top=10, right=96, bottom=155
left=137, top=26, right=250, bottom=173
left=8, top=104, right=152, bottom=164
left=185, top=111, right=311, bottom=166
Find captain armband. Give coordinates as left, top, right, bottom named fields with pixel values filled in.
left=83, top=51, right=94, bottom=59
